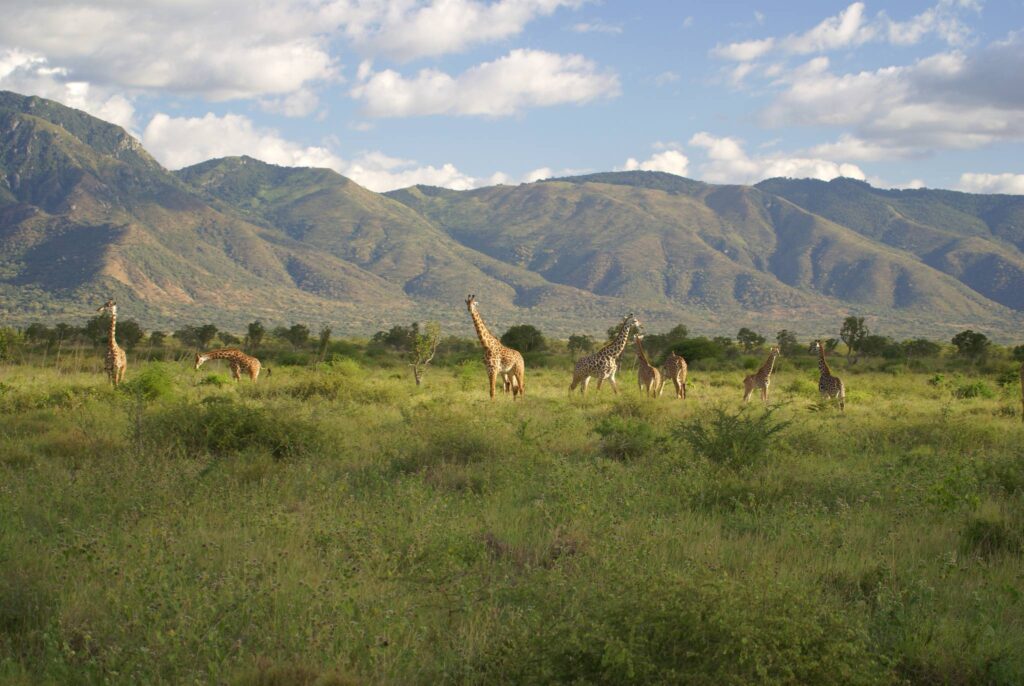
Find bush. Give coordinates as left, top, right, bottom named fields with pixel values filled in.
left=960, top=517, right=1021, bottom=558
left=675, top=406, right=790, bottom=468
left=953, top=381, right=995, bottom=399
left=120, top=363, right=176, bottom=401
left=198, top=373, right=230, bottom=387
left=144, top=397, right=323, bottom=459
left=594, top=415, right=661, bottom=461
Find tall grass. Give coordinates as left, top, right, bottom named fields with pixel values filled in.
left=0, top=359, right=1022, bottom=684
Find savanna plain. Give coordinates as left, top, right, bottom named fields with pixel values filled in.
left=1, top=348, right=1023, bottom=685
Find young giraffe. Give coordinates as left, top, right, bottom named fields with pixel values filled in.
left=97, top=299, right=127, bottom=387
left=811, top=339, right=845, bottom=411
left=634, top=333, right=661, bottom=398
left=465, top=295, right=525, bottom=400
left=743, top=346, right=781, bottom=403
left=194, top=348, right=262, bottom=382
left=660, top=351, right=688, bottom=399
left=569, top=314, right=641, bottom=395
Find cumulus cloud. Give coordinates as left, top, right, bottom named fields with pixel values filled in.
left=688, top=132, right=865, bottom=184
left=141, top=112, right=344, bottom=170
left=712, top=1, right=977, bottom=63
left=0, top=48, right=136, bottom=130
left=259, top=88, right=321, bottom=118
left=345, top=0, right=582, bottom=61
left=618, top=149, right=690, bottom=177
left=0, top=1, right=340, bottom=100
left=762, top=37, right=1024, bottom=154
left=351, top=48, right=620, bottom=117
left=138, top=110, right=545, bottom=192
left=958, top=172, right=1024, bottom=194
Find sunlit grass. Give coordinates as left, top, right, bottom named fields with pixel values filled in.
left=0, top=357, right=1022, bottom=684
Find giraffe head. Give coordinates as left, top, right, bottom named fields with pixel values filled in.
left=623, top=313, right=641, bottom=334
left=194, top=352, right=209, bottom=370
left=771, top=345, right=781, bottom=356
left=809, top=339, right=823, bottom=353
left=97, top=299, right=117, bottom=316
left=465, top=294, right=478, bottom=312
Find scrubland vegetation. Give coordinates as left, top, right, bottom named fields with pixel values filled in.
left=1, top=326, right=1023, bottom=684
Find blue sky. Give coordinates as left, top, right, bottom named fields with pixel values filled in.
left=1, top=1, right=1022, bottom=193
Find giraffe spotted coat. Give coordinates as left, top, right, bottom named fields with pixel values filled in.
left=465, top=295, right=525, bottom=399
left=195, top=348, right=263, bottom=382
left=569, top=314, right=640, bottom=395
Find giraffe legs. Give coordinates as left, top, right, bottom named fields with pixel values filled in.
left=488, top=367, right=499, bottom=399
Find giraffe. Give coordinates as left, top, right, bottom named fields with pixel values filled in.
left=194, top=348, right=262, bottom=382
left=660, top=351, right=688, bottom=399
left=811, top=339, right=845, bottom=411
left=634, top=333, right=661, bottom=398
left=743, top=346, right=781, bottom=403
left=465, top=295, right=525, bottom=399
left=97, top=299, right=127, bottom=387
left=569, top=314, right=641, bottom=395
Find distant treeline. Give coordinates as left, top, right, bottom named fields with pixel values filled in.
left=1, top=314, right=1021, bottom=374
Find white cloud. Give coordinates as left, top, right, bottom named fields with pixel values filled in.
left=343, top=151, right=479, bottom=191
left=653, top=71, right=680, bottom=86
left=345, top=0, right=582, bottom=61
left=958, top=172, right=1024, bottom=194
left=762, top=37, right=1024, bottom=154
left=351, top=48, right=620, bottom=117
left=712, top=38, right=775, bottom=62
left=571, top=22, right=622, bottom=35
left=0, top=48, right=136, bottom=130
left=618, top=149, right=690, bottom=177
left=141, top=112, right=344, bottom=170
left=688, top=132, right=865, bottom=184
left=712, top=1, right=977, bottom=63
left=0, top=1, right=340, bottom=100
left=259, top=88, right=321, bottom=118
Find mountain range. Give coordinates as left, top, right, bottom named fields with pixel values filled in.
left=1, top=90, right=1022, bottom=339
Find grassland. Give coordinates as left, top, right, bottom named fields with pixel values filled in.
left=1, top=352, right=1022, bottom=684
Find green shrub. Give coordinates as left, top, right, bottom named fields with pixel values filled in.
left=676, top=406, right=789, bottom=468
left=198, top=373, right=230, bottom=387
left=594, top=415, right=661, bottom=461
left=960, top=517, right=1021, bottom=558
left=144, top=397, right=322, bottom=459
left=121, top=363, right=176, bottom=400
left=953, top=380, right=995, bottom=399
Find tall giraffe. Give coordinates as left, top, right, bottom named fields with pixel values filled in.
left=743, top=346, right=781, bottom=403
left=634, top=333, right=661, bottom=398
left=569, top=314, right=641, bottom=395
left=465, top=295, right=525, bottom=399
left=97, top=299, right=127, bottom=386
left=195, top=348, right=262, bottom=382
left=660, top=351, right=688, bottom=399
left=811, top=339, right=845, bottom=411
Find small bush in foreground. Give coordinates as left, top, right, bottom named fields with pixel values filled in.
left=953, top=380, right=995, bottom=399
left=594, top=415, right=661, bottom=461
left=121, top=363, right=175, bottom=400
left=676, top=406, right=789, bottom=468
left=961, top=516, right=1021, bottom=558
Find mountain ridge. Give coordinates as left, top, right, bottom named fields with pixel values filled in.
left=1, top=90, right=1022, bottom=339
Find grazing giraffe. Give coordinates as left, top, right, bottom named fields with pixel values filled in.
left=743, top=346, right=781, bottom=403
left=465, top=295, right=525, bottom=399
left=811, top=339, right=845, bottom=411
left=634, top=333, right=662, bottom=398
left=569, top=314, right=641, bottom=395
left=97, top=299, right=127, bottom=387
left=660, top=351, right=688, bottom=399
left=194, top=348, right=262, bottom=382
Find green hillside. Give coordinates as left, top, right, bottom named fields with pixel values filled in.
left=1, top=91, right=1022, bottom=338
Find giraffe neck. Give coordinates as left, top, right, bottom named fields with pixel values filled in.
left=204, top=348, right=242, bottom=360
left=469, top=307, right=500, bottom=352
left=634, top=338, right=653, bottom=368
left=107, top=309, right=118, bottom=351
left=602, top=320, right=632, bottom=359
left=759, top=351, right=778, bottom=377
left=817, top=347, right=832, bottom=376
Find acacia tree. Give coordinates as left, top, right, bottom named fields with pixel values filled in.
left=840, top=316, right=869, bottom=361
left=737, top=327, right=765, bottom=353
left=952, top=330, right=990, bottom=362
left=567, top=334, right=595, bottom=356
left=246, top=321, right=266, bottom=351
left=408, top=321, right=441, bottom=386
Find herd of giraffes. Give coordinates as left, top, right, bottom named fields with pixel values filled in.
left=94, top=297, right=1024, bottom=420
